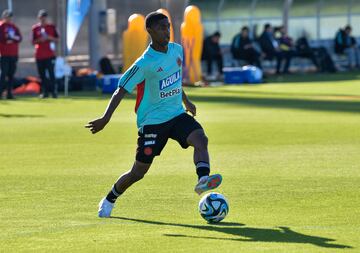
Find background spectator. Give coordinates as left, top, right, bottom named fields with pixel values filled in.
left=276, top=25, right=295, bottom=74
left=32, top=9, right=59, bottom=98
left=295, top=32, right=319, bottom=70
left=231, top=26, right=262, bottom=69
left=202, top=31, right=223, bottom=78
left=259, top=23, right=292, bottom=74
left=335, top=25, right=360, bottom=69
left=0, top=9, right=22, bottom=99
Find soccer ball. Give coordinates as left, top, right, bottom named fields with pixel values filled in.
left=198, top=192, right=229, bottom=223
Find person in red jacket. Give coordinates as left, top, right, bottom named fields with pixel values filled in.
left=0, top=10, right=22, bottom=99
left=32, top=9, right=59, bottom=98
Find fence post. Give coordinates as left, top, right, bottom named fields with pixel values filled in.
left=283, top=0, right=293, bottom=33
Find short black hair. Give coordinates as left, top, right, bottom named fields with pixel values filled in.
left=145, top=12, right=168, bottom=28
left=241, top=26, right=249, bottom=32
left=38, top=9, right=48, bottom=18
left=213, top=31, right=221, bottom=37
left=2, top=9, right=13, bottom=18
left=264, top=23, right=271, bottom=30
left=345, top=25, right=352, bottom=31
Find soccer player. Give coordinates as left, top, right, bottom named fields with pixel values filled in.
left=0, top=10, right=22, bottom=99
left=86, top=12, right=222, bottom=218
left=32, top=9, right=59, bottom=98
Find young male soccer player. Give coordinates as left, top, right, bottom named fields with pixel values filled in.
left=86, top=12, right=222, bottom=218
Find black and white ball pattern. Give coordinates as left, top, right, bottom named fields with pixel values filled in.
left=198, top=192, right=229, bottom=223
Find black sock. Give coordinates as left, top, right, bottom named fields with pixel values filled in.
left=105, top=184, right=122, bottom=203
left=196, top=161, right=210, bottom=180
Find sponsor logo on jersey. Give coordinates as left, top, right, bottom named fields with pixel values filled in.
left=159, top=70, right=181, bottom=91
left=160, top=88, right=181, bottom=99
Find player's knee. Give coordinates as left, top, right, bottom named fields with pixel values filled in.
left=195, top=133, right=208, bottom=150
left=130, top=169, right=146, bottom=181
left=129, top=163, right=150, bottom=181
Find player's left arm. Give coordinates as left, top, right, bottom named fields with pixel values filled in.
left=13, top=26, right=22, bottom=43
left=46, top=25, right=59, bottom=43
left=182, top=89, right=196, bottom=116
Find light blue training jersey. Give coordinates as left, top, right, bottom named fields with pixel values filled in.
left=118, top=42, right=185, bottom=128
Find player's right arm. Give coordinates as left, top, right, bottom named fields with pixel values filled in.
left=85, top=87, right=127, bottom=134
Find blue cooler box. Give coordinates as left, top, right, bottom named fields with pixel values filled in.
left=223, top=67, right=246, bottom=84
left=101, top=74, right=122, bottom=93
left=223, top=66, right=262, bottom=84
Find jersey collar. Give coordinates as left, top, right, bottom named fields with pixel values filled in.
left=147, top=44, right=169, bottom=56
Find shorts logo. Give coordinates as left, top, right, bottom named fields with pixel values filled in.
left=144, top=147, right=153, bottom=156
left=144, top=133, right=157, bottom=138
left=144, top=140, right=156, bottom=146
left=159, top=70, right=181, bottom=90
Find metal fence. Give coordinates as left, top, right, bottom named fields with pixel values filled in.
left=190, top=0, right=360, bottom=44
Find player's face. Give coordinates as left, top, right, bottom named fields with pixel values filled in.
left=39, top=16, right=47, bottom=24
left=242, top=29, right=248, bottom=37
left=149, top=18, right=170, bottom=47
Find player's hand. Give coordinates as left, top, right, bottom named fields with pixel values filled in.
left=184, top=100, right=196, bottom=117
left=85, top=117, right=109, bottom=134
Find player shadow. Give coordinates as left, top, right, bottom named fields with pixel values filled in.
left=111, top=216, right=352, bottom=249
left=0, top=113, right=44, bottom=118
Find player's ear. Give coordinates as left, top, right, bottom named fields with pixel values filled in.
left=146, top=27, right=153, bottom=35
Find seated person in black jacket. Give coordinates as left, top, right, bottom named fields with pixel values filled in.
left=202, top=31, right=223, bottom=77
left=295, top=33, right=319, bottom=70
left=335, top=25, right=360, bottom=69
left=231, top=26, right=262, bottom=69
left=258, top=23, right=292, bottom=74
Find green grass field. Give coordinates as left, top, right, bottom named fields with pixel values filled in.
left=1, top=74, right=360, bottom=252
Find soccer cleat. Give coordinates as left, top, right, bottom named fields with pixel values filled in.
left=195, top=174, right=222, bottom=195
left=98, top=197, right=114, bottom=218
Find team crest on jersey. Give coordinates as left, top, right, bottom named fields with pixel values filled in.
left=177, top=57, right=182, bottom=67
left=159, top=70, right=181, bottom=90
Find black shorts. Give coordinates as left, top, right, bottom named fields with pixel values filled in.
left=136, top=113, right=203, bottom=164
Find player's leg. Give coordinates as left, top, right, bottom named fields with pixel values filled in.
left=206, top=57, right=213, bottom=76
left=36, top=59, right=48, bottom=98
left=98, top=161, right=151, bottom=218
left=215, top=54, right=223, bottom=77
left=187, top=128, right=209, bottom=175
left=170, top=113, right=222, bottom=195
left=107, top=161, right=151, bottom=202
left=6, top=57, right=17, bottom=99
left=47, top=57, right=57, bottom=98
left=187, top=128, right=222, bottom=194
left=98, top=123, right=170, bottom=217
left=0, top=57, right=9, bottom=98
left=275, top=51, right=283, bottom=74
